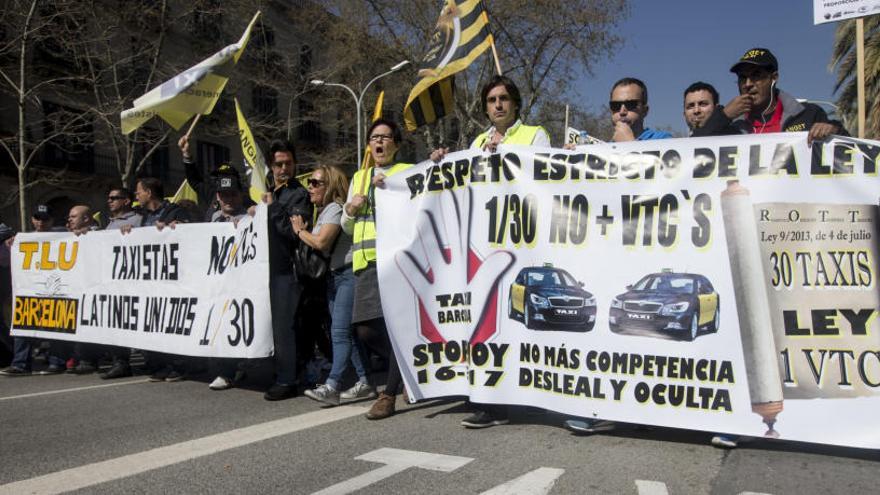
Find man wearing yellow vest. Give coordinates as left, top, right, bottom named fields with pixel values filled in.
left=341, top=119, right=412, bottom=420
left=431, top=75, right=550, bottom=162
left=436, top=76, right=551, bottom=429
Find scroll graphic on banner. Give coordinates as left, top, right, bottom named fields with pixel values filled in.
left=376, top=133, right=880, bottom=449
left=11, top=206, right=273, bottom=359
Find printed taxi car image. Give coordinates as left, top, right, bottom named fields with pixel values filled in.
left=507, top=264, right=597, bottom=331
left=609, top=270, right=719, bottom=341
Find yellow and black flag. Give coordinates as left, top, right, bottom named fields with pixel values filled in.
left=403, top=0, right=493, bottom=131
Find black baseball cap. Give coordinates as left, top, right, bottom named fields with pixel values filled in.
left=32, top=204, right=52, bottom=221
left=730, top=48, right=778, bottom=74
left=0, top=223, right=14, bottom=242
left=213, top=165, right=242, bottom=192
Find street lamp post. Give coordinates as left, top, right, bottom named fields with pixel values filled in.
left=310, top=60, right=409, bottom=167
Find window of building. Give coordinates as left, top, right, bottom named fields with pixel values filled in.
left=41, top=102, right=94, bottom=173
left=299, top=44, right=312, bottom=78
left=252, top=85, right=279, bottom=119
left=196, top=140, right=230, bottom=171
left=298, top=98, right=322, bottom=146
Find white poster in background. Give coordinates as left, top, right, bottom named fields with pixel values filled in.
left=377, top=133, right=880, bottom=450
left=813, top=0, right=880, bottom=24
left=11, top=205, right=273, bottom=359
left=564, top=126, right=604, bottom=146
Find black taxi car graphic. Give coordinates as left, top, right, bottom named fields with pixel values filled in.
left=507, top=265, right=597, bottom=331
left=609, top=270, right=719, bottom=341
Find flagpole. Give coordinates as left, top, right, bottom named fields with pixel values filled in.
left=856, top=18, right=865, bottom=138
left=185, top=114, right=201, bottom=139
left=489, top=36, right=503, bottom=75
left=564, top=104, right=570, bottom=137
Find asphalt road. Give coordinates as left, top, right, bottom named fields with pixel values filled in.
left=1, top=367, right=878, bottom=495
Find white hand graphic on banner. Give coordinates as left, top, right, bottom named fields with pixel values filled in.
left=395, top=188, right=514, bottom=343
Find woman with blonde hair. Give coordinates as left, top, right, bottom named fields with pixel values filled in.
left=292, top=164, right=376, bottom=405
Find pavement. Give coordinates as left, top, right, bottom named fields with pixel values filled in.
left=0, top=365, right=878, bottom=494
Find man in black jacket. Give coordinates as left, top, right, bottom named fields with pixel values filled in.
left=262, top=139, right=312, bottom=400
left=693, top=48, right=846, bottom=143
left=135, top=178, right=191, bottom=227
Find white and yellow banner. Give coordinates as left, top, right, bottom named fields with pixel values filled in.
left=11, top=206, right=272, bottom=359
left=120, top=12, right=261, bottom=134
left=377, top=133, right=880, bottom=449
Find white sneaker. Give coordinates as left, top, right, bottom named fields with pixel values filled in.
left=208, top=376, right=232, bottom=390
left=304, top=384, right=340, bottom=406
left=711, top=435, right=739, bottom=449
left=340, top=381, right=378, bottom=400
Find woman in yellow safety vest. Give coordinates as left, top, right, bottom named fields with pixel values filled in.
left=340, top=118, right=412, bottom=420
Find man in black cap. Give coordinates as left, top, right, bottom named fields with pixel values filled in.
left=30, top=204, right=65, bottom=233
left=694, top=47, right=846, bottom=143
left=206, top=168, right=250, bottom=391
left=210, top=168, right=248, bottom=224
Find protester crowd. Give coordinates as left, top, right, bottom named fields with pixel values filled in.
left=0, top=48, right=847, bottom=449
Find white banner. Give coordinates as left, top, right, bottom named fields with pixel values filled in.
left=377, top=133, right=880, bottom=449
left=11, top=206, right=273, bottom=359
left=813, top=0, right=880, bottom=24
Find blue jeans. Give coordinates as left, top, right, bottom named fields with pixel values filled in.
left=325, top=266, right=368, bottom=390
left=12, top=337, right=65, bottom=371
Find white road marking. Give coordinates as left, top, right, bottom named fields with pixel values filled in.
left=479, top=467, right=565, bottom=495
left=311, top=448, right=474, bottom=495
left=636, top=479, right=670, bottom=495
left=0, top=405, right=368, bottom=495
left=0, top=378, right=149, bottom=401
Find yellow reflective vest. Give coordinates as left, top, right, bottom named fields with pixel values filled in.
left=351, top=162, right=412, bottom=274
left=471, top=122, right=546, bottom=149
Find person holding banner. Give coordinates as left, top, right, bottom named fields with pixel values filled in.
left=206, top=169, right=253, bottom=390
left=608, top=77, right=671, bottom=142
left=262, top=140, right=312, bottom=401
left=1, top=207, right=67, bottom=376
left=693, top=48, right=846, bottom=143
left=430, top=75, right=550, bottom=162
left=97, top=188, right=142, bottom=379
left=135, top=178, right=192, bottom=229
left=131, top=178, right=193, bottom=381
left=341, top=119, right=412, bottom=419
left=295, top=165, right=377, bottom=406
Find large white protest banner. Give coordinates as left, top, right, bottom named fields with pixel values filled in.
left=377, top=133, right=880, bottom=449
left=11, top=206, right=272, bottom=359
left=813, top=0, right=880, bottom=24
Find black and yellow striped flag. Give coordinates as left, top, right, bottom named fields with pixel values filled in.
left=403, top=0, right=493, bottom=131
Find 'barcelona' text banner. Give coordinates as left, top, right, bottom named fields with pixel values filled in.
left=376, top=133, right=880, bottom=449
left=11, top=206, right=272, bottom=359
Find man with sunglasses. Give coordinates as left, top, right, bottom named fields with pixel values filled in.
left=609, top=77, right=671, bottom=142
left=105, top=188, right=142, bottom=231
left=693, top=48, right=845, bottom=144
left=92, top=188, right=143, bottom=379
left=262, top=139, right=312, bottom=401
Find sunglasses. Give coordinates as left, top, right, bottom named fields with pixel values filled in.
left=609, top=99, right=641, bottom=112
left=307, top=178, right=325, bottom=188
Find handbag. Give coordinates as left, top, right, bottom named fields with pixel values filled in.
left=293, top=240, right=330, bottom=279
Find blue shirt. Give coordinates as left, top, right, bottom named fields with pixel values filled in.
left=637, top=128, right=672, bottom=140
